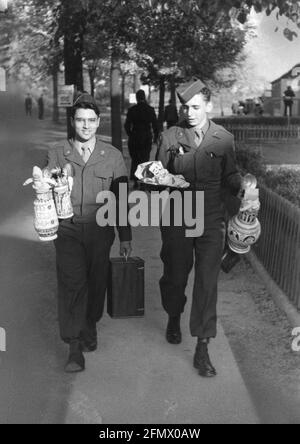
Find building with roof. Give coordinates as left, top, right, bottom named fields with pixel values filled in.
left=263, top=63, right=300, bottom=116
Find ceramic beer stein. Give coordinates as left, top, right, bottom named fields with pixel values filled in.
left=24, top=166, right=59, bottom=241
left=221, top=174, right=261, bottom=272
left=33, top=189, right=59, bottom=241
left=227, top=174, right=261, bottom=254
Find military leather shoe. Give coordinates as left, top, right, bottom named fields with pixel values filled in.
left=64, top=339, right=85, bottom=373
left=80, top=323, right=97, bottom=353
left=80, top=336, right=97, bottom=353
left=193, top=341, right=217, bottom=377
left=166, top=315, right=182, bottom=344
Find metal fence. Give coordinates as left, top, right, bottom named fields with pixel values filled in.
left=254, top=185, right=300, bottom=309
left=223, top=124, right=300, bottom=141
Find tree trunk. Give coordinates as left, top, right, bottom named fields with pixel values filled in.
left=64, top=33, right=84, bottom=138
left=62, top=0, right=85, bottom=138
left=220, top=94, right=224, bottom=117
left=158, top=75, right=166, bottom=132
left=121, top=72, right=126, bottom=114
left=89, top=68, right=95, bottom=97
left=111, top=54, right=122, bottom=151
left=148, top=85, right=152, bottom=104
left=52, top=68, right=60, bottom=123
left=170, top=74, right=176, bottom=105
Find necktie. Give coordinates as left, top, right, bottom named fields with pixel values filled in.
left=81, top=147, right=91, bottom=163
left=194, top=129, right=203, bottom=147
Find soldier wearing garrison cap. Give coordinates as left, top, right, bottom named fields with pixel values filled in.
left=46, top=92, right=132, bottom=373
left=156, top=79, right=242, bottom=377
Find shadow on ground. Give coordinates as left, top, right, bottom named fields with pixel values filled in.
left=0, top=234, right=76, bottom=423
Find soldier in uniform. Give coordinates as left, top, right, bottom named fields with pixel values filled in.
left=125, top=89, right=159, bottom=188
left=25, top=93, right=32, bottom=116
left=46, top=93, right=132, bottom=373
left=156, top=79, right=241, bottom=377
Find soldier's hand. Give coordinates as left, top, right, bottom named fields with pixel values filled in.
left=120, top=241, right=132, bottom=260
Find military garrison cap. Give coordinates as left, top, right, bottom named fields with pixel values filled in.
left=73, top=92, right=98, bottom=108
left=177, top=79, right=207, bottom=104
left=73, top=92, right=100, bottom=115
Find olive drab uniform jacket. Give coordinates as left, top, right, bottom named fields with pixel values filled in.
left=46, top=136, right=131, bottom=242
left=156, top=120, right=242, bottom=223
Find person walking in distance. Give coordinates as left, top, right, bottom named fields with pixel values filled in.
left=124, top=89, right=159, bottom=189
left=164, top=99, right=179, bottom=129
left=283, top=85, right=295, bottom=117
left=38, top=94, right=44, bottom=120
left=25, top=93, right=32, bottom=116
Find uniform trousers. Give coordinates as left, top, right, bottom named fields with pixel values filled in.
left=128, top=132, right=152, bottom=181
left=284, top=101, right=293, bottom=117
left=160, top=221, right=225, bottom=339
left=54, top=219, right=115, bottom=343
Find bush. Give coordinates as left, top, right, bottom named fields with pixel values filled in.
left=235, top=143, right=267, bottom=178
left=263, top=169, right=300, bottom=207
left=235, top=143, right=300, bottom=208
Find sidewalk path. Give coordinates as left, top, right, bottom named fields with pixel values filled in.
left=62, top=224, right=259, bottom=424
left=0, top=114, right=259, bottom=424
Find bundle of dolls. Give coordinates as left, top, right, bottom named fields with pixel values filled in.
left=135, top=161, right=190, bottom=188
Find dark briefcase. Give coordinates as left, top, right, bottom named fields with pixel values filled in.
left=107, top=257, right=145, bottom=318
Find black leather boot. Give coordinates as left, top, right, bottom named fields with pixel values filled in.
left=166, top=315, right=182, bottom=344
left=193, top=339, right=217, bottom=377
left=80, top=322, right=97, bottom=353
left=64, top=339, right=85, bottom=373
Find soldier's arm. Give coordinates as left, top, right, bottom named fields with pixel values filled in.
left=220, top=139, right=242, bottom=217
left=222, top=139, right=242, bottom=196
left=110, top=151, right=132, bottom=243
left=150, top=107, right=159, bottom=143
left=155, top=132, right=170, bottom=166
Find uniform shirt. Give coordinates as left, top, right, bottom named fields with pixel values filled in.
left=74, top=138, right=96, bottom=161
left=193, top=120, right=210, bottom=146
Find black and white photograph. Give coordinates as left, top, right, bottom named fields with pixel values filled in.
left=0, top=0, right=300, bottom=426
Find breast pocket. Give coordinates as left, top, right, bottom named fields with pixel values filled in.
left=196, top=149, right=224, bottom=181
left=173, top=151, right=197, bottom=181
left=93, top=167, right=113, bottom=195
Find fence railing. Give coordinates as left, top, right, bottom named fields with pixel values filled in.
left=254, top=185, right=300, bottom=309
left=223, top=124, right=300, bottom=141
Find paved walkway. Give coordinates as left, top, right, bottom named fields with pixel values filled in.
left=61, top=224, right=259, bottom=424
left=0, top=112, right=259, bottom=424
